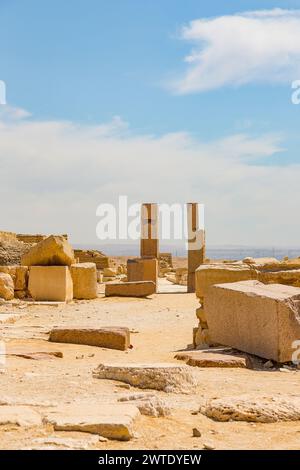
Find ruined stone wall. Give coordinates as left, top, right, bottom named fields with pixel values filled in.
left=74, top=250, right=110, bottom=270
left=17, top=234, right=68, bottom=244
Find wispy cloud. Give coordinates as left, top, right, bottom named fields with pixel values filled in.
left=1, top=108, right=299, bottom=245
left=171, top=9, right=300, bottom=93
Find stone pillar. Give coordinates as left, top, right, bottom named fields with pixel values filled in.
left=140, top=203, right=159, bottom=259
left=187, top=203, right=205, bottom=293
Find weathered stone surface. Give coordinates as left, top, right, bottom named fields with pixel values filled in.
left=201, top=395, right=300, bottom=423
left=118, top=393, right=170, bottom=417
left=258, top=269, right=300, bottom=288
left=93, top=363, right=197, bottom=393
left=0, top=406, right=42, bottom=427
left=49, top=327, right=130, bottom=351
left=21, top=235, right=75, bottom=266
left=175, top=350, right=249, bottom=368
left=70, top=263, right=97, bottom=300
left=0, top=273, right=14, bottom=300
left=28, top=266, right=73, bottom=302
left=105, top=281, right=156, bottom=297
left=206, top=280, right=300, bottom=362
left=43, top=404, right=140, bottom=440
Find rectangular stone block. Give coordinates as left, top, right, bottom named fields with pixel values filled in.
left=70, top=263, right=97, bottom=299
left=49, top=327, right=130, bottom=351
left=28, top=266, right=73, bottom=302
left=21, top=235, right=75, bottom=266
left=127, top=258, right=158, bottom=287
left=195, top=263, right=255, bottom=299
left=206, top=280, right=300, bottom=362
left=105, top=281, right=155, bottom=297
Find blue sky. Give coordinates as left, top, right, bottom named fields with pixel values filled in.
left=1, top=1, right=300, bottom=245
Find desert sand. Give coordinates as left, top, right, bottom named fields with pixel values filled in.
left=0, top=278, right=299, bottom=450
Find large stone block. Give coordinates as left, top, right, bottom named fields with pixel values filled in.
left=206, top=280, right=300, bottom=362
left=28, top=266, right=73, bottom=302
left=195, top=263, right=255, bottom=299
left=70, top=263, right=97, bottom=299
left=21, top=235, right=75, bottom=267
left=0, top=272, right=14, bottom=300
left=49, top=327, right=130, bottom=350
left=127, top=258, right=158, bottom=287
left=105, top=281, right=155, bottom=297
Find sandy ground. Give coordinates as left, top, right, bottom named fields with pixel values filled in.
left=0, top=282, right=299, bottom=450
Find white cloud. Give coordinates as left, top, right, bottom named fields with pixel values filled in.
left=0, top=110, right=299, bottom=246
left=172, top=9, right=300, bottom=93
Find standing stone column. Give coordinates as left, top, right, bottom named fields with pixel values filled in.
left=140, top=203, right=159, bottom=259
left=187, top=203, right=205, bottom=293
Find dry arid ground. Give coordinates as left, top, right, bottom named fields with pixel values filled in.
left=0, top=280, right=299, bottom=450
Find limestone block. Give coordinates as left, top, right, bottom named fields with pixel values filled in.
left=70, top=263, right=97, bottom=300
left=195, top=263, right=255, bottom=299
left=21, top=235, right=75, bottom=266
left=242, top=257, right=280, bottom=268
left=49, top=327, right=130, bottom=351
left=127, top=258, right=158, bottom=287
left=28, top=266, right=73, bottom=302
left=118, top=393, right=170, bottom=417
left=43, top=404, right=140, bottom=440
left=201, top=394, right=300, bottom=423
left=105, top=281, right=155, bottom=298
left=206, top=280, right=300, bottom=362
left=93, top=363, right=198, bottom=393
left=0, top=272, right=14, bottom=300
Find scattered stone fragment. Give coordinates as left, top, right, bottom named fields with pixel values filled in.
left=43, top=404, right=140, bottom=441
left=192, top=427, right=201, bottom=437
left=9, top=351, right=63, bottom=360
left=0, top=406, right=42, bottom=427
left=203, top=442, right=215, bottom=450
left=118, top=393, right=170, bottom=417
left=201, top=394, right=300, bottom=423
left=105, top=281, right=156, bottom=298
left=93, top=363, right=198, bottom=393
left=49, top=327, right=130, bottom=351
left=175, top=350, right=250, bottom=368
